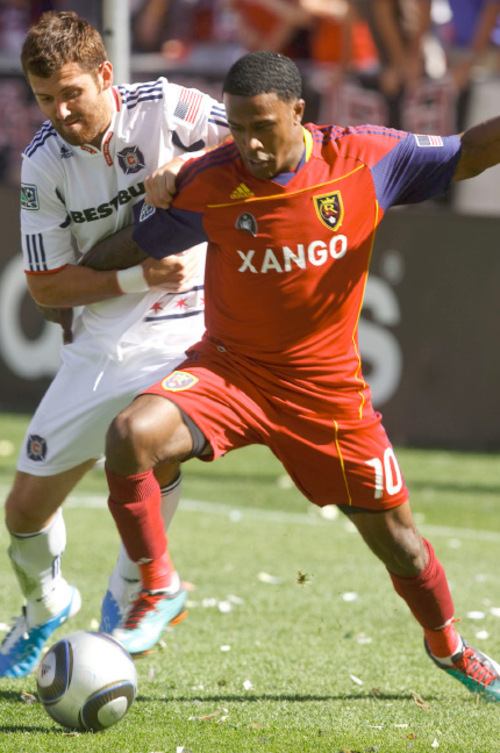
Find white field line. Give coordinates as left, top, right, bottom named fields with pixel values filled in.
left=0, top=484, right=497, bottom=543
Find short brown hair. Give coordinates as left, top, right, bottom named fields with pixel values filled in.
left=21, top=11, right=108, bottom=79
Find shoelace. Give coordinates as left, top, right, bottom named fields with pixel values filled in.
left=123, top=591, right=165, bottom=629
left=456, top=647, right=497, bottom=687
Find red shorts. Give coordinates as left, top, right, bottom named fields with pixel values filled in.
left=143, top=340, right=408, bottom=511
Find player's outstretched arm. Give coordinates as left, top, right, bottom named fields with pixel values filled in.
left=35, top=225, right=145, bottom=342
left=79, top=226, right=146, bottom=270
left=82, top=225, right=202, bottom=290
left=453, top=116, right=500, bottom=181
left=27, top=226, right=142, bottom=309
left=32, top=223, right=200, bottom=312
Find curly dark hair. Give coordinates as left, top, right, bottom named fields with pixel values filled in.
left=21, top=11, right=107, bottom=79
left=223, top=51, right=302, bottom=102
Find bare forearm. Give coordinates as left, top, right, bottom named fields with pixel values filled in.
left=373, top=0, right=407, bottom=67
left=27, top=264, right=123, bottom=307
left=253, top=0, right=311, bottom=24
left=27, top=227, right=145, bottom=307
left=469, top=5, right=500, bottom=57
left=454, top=117, right=500, bottom=181
left=299, top=0, right=347, bottom=21
left=79, top=226, right=146, bottom=271
left=408, top=0, right=431, bottom=55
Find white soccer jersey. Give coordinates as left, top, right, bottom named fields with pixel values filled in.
left=20, top=78, right=228, bottom=358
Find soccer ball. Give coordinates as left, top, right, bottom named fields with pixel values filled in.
left=37, top=631, right=137, bottom=731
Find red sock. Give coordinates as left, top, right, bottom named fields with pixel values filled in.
left=424, top=621, right=462, bottom=659
left=388, top=538, right=460, bottom=657
left=106, top=466, right=171, bottom=585
left=139, top=551, right=175, bottom=592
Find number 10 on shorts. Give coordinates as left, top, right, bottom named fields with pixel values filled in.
left=366, top=448, right=403, bottom=498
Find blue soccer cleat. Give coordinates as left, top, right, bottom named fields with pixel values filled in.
left=426, top=638, right=500, bottom=702
left=99, top=589, right=123, bottom=634
left=0, top=586, right=81, bottom=678
left=111, top=588, right=187, bottom=655
left=99, top=573, right=146, bottom=633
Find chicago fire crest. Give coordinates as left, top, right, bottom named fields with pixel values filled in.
left=118, top=146, right=146, bottom=174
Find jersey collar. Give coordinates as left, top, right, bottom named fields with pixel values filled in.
left=71, top=88, right=117, bottom=158
left=272, top=127, right=313, bottom=186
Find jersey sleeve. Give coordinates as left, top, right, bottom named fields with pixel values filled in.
left=133, top=202, right=207, bottom=259
left=370, top=132, right=462, bottom=210
left=162, top=78, right=228, bottom=154
left=20, top=155, right=77, bottom=274
left=133, top=151, right=213, bottom=258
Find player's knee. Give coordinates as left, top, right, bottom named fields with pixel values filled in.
left=105, top=401, right=162, bottom=473
left=5, top=488, right=41, bottom=533
left=106, top=411, right=142, bottom=467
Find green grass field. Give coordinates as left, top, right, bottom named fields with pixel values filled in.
left=0, top=412, right=499, bottom=753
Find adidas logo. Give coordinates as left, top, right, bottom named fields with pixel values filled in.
left=230, top=183, right=254, bottom=200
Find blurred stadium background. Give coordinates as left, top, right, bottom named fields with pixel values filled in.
left=0, top=0, right=498, bottom=450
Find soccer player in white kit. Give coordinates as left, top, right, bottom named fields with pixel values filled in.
left=0, top=11, right=228, bottom=677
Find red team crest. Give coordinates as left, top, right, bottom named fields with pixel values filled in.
left=313, top=190, right=344, bottom=231
left=161, top=371, right=199, bottom=391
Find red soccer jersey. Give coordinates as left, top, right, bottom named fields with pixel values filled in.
left=134, top=124, right=460, bottom=407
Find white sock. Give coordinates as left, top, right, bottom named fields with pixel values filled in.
left=159, top=472, right=182, bottom=531
left=8, top=508, right=73, bottom=626
left=106, top=473, right=182, bottom=603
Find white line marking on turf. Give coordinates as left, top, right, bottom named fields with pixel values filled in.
left=64, top=491, right=500, bottom=543
left=1, top=484, right=499, bottom=543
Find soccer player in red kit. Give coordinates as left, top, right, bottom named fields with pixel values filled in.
left=103, top=51, right=500, bottom=700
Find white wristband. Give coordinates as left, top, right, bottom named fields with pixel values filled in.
left=116, top=265, right=149, bottom=294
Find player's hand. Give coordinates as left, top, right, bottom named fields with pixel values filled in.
left=141, top=247, right=201, bottom=291
left=36, top=304, right=74, bottom=344
left=144, top=156, right=185, bottom=209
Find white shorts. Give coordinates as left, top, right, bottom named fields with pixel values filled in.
left=17, top=340, right=189, bottom=476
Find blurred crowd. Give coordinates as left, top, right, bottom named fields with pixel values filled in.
left=127, top=0, right=500, bottom=133
left=0, top=2, right=102, bottom=53
left=1, top=0, right=500, bottom=182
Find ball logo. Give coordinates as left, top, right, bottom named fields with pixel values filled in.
left=236, top=212, right=258, bottom=237
left=313, top=190, right=344, bottom=231
left=118, top=146, right=146, bottom=175
left=161, top=371, right=199, bottom=391
left=27, top=434, right=47, bottom=461
left=38, top=652, right=58, bottom=687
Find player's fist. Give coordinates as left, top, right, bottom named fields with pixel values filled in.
left=141, top=246, right=202, bottom=291
left=144, top=156, right=185, bottom=209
